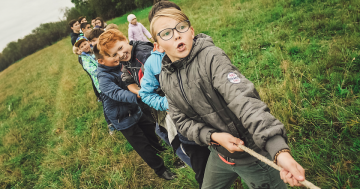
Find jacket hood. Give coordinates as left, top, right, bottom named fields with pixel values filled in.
left=128, top=40, right=154, bottom=63
left=161, top=33, right=215, bottom=74
left=151, top=50, right=165, bottom=56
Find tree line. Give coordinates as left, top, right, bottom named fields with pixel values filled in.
left=0, top=0, right=152, bottom=72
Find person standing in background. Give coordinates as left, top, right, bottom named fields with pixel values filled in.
left=69, top=19, right=81, bottom=45
left=127, top=14, right=154, bottom=42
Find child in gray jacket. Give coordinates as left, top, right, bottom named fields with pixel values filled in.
left=149, top=7, right=306, bottom=189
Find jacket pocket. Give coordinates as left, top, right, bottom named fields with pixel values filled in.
left=116, top=104, right=131, bottom=122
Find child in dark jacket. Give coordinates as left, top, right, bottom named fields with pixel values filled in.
left=74, top=36, right=113, bottom=133
left=150, top=8, right=306, bottom=189
left=95, top=32, right=176, bottom=180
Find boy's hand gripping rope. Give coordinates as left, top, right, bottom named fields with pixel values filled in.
left=236, top=144, right=321, bottom=189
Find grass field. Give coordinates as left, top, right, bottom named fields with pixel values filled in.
left=1, top=0, right=359, bottom=188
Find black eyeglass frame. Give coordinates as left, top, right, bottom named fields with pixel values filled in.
left=156, top=20, right=191, bottom=41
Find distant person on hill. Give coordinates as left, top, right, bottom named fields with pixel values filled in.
left=69, top=19, right=81, bottom=45
left=105, top=23, right=118, bottom=30
left=95, top=30, right=176, bottom=180
left=150, top=7, right=306, bottom=189
left=94, top=17, right=106, bottom=29
left=74, top=36, right=114, bottom=134
left=127, top=14, right=153, bottom=42
left=78, top=16, right=87, bottom=24
left=80, top=22, right=91, bottom=34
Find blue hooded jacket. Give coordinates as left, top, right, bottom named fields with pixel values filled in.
left=97, top=63, right=142, bottom=130
left=138, top=50, right=168, bottom=111
left=138, top=50, right=196, bottom=145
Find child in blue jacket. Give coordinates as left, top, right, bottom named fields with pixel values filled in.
left=139, top=49, right=192, bottom=168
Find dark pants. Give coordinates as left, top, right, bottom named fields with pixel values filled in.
left=182, top=143, right=210, bottom=188
left=100, top=93, right=112, bottom=125
left=155, top=123, right=192, bottom=168
left=120, top=115, right=166, bottom=175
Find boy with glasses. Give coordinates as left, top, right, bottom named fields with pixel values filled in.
left=136, top=2, right=211, bottom=188
left=150, top=7, right=306, bottom=189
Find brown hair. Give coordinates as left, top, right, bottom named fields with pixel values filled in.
left=150, top=8, right=188, bottom=41
left=87, top=28, right=105, bottom=41
left=93, top=44, right=103, bottom=60
left=68, top=19, right=78, bottom=28
left=78, top=16, right=86, bottom=23
left=84, top=30, right=91, bottom=39
left=97, top=29, right=127, bottom=57
left=80, top=22, right=90, bottom=30
left=95, top=17, right=105, bottom=28
left=105, top=24, right=119, bottom=30
left=149, top=0, right=181, bottom=23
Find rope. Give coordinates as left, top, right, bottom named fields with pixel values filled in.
left=236, top=144, right=321, bottom=189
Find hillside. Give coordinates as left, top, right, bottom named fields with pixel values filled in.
left=1, top=0, right=359, bottom=188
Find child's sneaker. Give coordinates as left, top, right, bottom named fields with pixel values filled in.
left=173, top=158, right=186, bottom=169
left=108, top=124, right=116, bottom=135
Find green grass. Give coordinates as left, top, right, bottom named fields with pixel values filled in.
left=1, top=0, right=359, bottom=188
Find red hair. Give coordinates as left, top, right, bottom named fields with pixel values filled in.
left=97, top=29, right=127, bottom=57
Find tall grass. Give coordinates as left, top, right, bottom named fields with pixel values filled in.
left=0, top=0, right=359, bottom=188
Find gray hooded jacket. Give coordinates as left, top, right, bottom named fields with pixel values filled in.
left=160, top=34, right=289, bottom=162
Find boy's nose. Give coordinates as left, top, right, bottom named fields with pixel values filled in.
left=173, top=30, right=181, bottom=40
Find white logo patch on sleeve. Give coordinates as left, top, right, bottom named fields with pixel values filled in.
left=227, top=72, right=241, bottom=84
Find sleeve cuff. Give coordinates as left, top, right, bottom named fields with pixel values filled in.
left=199, top=127, right=217, bottom=145
left=264, top=135, right=289, bottom=160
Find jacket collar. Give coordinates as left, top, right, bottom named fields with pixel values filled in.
left=129, top=23, right=138, bottom=27
left=161, top=33, right=214, bottom=74
left=98, top=63, right=121, bottom=72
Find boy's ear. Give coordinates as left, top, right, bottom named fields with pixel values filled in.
left=154, top=42, right=165, bottom=53
left=97, top=58, right=105, bottom=65
left=190, top=26, right=195, bottom=39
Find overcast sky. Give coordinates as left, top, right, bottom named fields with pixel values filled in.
left=0, top=0, right=74, bottom=51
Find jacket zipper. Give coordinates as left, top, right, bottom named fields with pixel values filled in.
left=176, top=70, right=191, bottom=106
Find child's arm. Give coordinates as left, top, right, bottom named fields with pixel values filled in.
left=127, top=83, right=140, bottom=98
left=128, top=27, right=134, bottom=41
left=168, top=97, right=217, bottom=145
left=139, top=55, right=169, bottom=111
left=98, top=73, right=138, bottom=104
left=209, top=51, right=305, bottom=185
left=140, top=23, right=153, bottom=41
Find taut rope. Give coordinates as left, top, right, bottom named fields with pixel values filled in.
left=236, top=144, right=321, bottom=189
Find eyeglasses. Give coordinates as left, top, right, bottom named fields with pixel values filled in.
left=157, top=20, right=191, bottom=41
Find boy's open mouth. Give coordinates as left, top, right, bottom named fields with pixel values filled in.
left=177, top=43, right=186, bottom=52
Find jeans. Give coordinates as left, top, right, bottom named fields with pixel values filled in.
left=201, top=147, right=287, bottom=189
left=155, top=123, right=192, bottom=168
left=182, top=143, right=210, bottom=188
